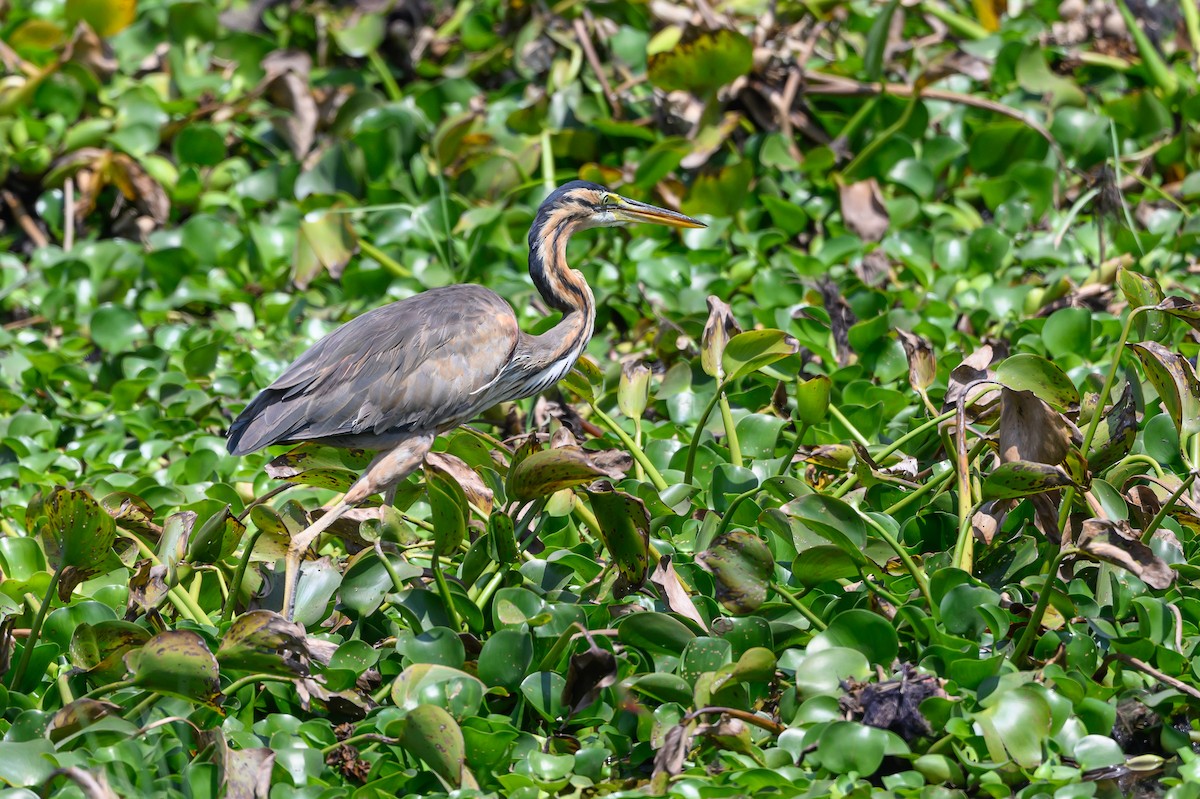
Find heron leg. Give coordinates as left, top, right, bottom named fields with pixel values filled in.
left=282, top=434, right=434, bottom=622
left=383, top=486, right=398, bottom=507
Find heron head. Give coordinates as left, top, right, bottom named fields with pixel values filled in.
left=537, top=180, right=706, bottom=232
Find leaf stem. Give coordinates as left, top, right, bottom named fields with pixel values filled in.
left=831, top=410, right=957, bottom=498
left=769, top=581, right=828, bottom=631
left=223, top=529, right=264, bottom=623
left=858, top=511, right=934, bottom=610
left=828, top=404, right=872, bottom=448
left=590, top=403, right=668, bottom=491
left=1011, top=547, right=1074, bottom=666
left=776, top=422, right=810, bottom=477
left=718, top=395, right=743, bottom=467
left=1059, top=305, right=1150, bottom=536
left=431, top=553, right=462, bottom=631
left=11, top=563, right=62, bottom=689
left=1140, top=472, right=1197, bottom=544
left=358, top=238, right=413, bottom=279
left=223, top=673, right=298, bottom=697
left=683, top=384, right=727, bottom=485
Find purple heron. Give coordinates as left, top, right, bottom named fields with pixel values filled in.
left=227, top=181, right=705, bottom=620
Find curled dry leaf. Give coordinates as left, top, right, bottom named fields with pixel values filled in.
left=998, top=388, right=1080, bottom=465
left=942, top=344, right=999, bottom=413
left=652, top=720, right=698, bottom=789
left=261, top=50, right=318, bottom=159
left=1076, top=519, right=1176, bottom=590
left=560, top=630, right=618, bottom=718
left=650, top=554, right=709, bottom=631
left=838, top=178, right=890, bottom=242
left=896, top=329, right=936, bottom=392
left=47, top=698, right=123, bottom=743
left=701, top=295, right=742, bottom=379
left=426, top=451, right=493, bottom=516
left=223, top=746, right=275, bottom=799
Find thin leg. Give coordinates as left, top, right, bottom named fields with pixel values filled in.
left=282, top=434, right=434, bottom=622
left=383, top=485, right=398, bottom=507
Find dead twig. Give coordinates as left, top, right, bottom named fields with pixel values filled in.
left=574, top=15, right=622, bottom=120
left=1, top=189, right=49, bottom=249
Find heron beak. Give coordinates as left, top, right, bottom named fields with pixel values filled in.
left=612, top=196, right=707, bottom=229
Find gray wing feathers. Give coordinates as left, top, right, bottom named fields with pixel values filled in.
left=227, top=285, right=519, bottom=455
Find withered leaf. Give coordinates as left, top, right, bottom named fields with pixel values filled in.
left=896, top=329, right=936, bottom=392
left=561, top=631, right=618, bottom=718
left=650, top=554, right=708, bottom=631
left=998, top=388, right=1080, bottom=465
left=839, top=178, right=890, bottom=242
left=1076, top=518, right=1176, bottom=590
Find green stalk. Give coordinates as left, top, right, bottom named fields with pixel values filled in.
left=1115, top=453, right=1166, bottom=479
left=714, top=489, right=761, bottom=540
left=683, top=384, right=727, bottom=485
left=540, top=130, right=555, bottom=196
left=776, top=422, right=810, bottom=477
left=719, top=395, right=743, bottom=468
left=11, top=563, right=62, bottom=689
left=952, top=500, right=984, bottom=574
left=769, top=581, right=828, bottom=631
left=633, top=417, right=645, bottom=482
left=80, top=678, right=136, bottom=702
left=828, top=404, right=872, bottom=448
left=430, top=553, right=462, bottom=631
left=831, top=410, right=957, bottom=498
left=858, top=511, right=934, bottom=610
left=223, top=529, right=264, bottom=623
left=1114, top=0, right=1179, bottom=96
left=921, top=1, right=991, bottom=39
left=1182, top=0, right=1200, bottom=68
left=223, top=673, right=297, bottom=696
left=953, top=424, right=975, bottom=573
left=1059, top=306, right=1149, bottom=536
left=843, top=86, right=921, bottom=180
left=1140, top=472, right=1197, bottom=544
left=1011, top=548, right=1073, bottom=666
left=366, top=50, right=403, bottom=102
left=591, top=403, right=668, bottom=491
left=358, top=238, right=413, bottom=279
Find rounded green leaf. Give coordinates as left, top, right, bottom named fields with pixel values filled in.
left=39, top=487, right=116, bottom=572
left=809, top=609, right=898, bottom=666
left=647, top=28, right=752, bottom=94
left=89, top=305, right=144, bottom=352
left=477, top=629, right=534, bottom=691
left=696, top=530, right=774, bottom=615
left=994, top=353, right=1079, bottom=410
left=124, top=631, right=221, bottom=708
left=617, top=612, right=697, bottom=656
left=722, top=330, right=800, bottom=381
left=398, top=704, right=469, bottom=788
left=816, top=721, right=888, bottom=775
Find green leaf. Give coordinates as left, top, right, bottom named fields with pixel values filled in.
left=477, top=629, right=534, bottom=691
left=584, top=485, right=650, bottom=588
left=425, top=465, right=468, bottom=557
left=508, top=447, right=609, bottom=501
left=647, top=28, right=753, bottom=94
left=794, top=375, right=832, bottom=425
left=391, top=664, right=486, bottom=721
left=785, top=494, right=869, bottom=561
left=216, top=610, right=309, bottom=678
left=66, top=0, right=136, bottom=37
left=994, top=353, right=1080, bottom=410
left=125, top=630, right=221, bottom=708
left=1042, top=308, right=1092, bottom=360
left=617, top=612, right=697, bottom=656
left=186, top=505, right=246, bottom=564
left=809, top=609, right=898, bottom=666
left=816, top=721, right=889, bottom=776
left=710, top=647, right=776, bottom=692
left=981, top=460, right=1077, bottom=500
left=1131, top=341, right=1200, bottom=440
left=696, top=529, right=773, bottom=615
left=89, top=305, right=144, bottom=352
left=397, top=704, right=472, bottom=788
left=722, top=330, right=800, bottom=382
left=40, top=487, right=116, bottom=572
left=791, top=545, right=862, bottom=588
left=975, top=686, right=1051, bottom=767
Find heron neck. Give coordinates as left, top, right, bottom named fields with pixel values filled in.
left=526, top=209, right=595, bottom=370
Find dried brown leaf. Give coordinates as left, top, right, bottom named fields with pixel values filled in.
left=1076, top=518, right=1176, bottom=589
left=998, top=388, right=1079, bottom=465
left=839, top=178, right=890, bottom=242
left=896, top=329, right=936, bottom=392
left=425, top=452, right=493, bottom=516
left=650, top=554, right=709, bottom=631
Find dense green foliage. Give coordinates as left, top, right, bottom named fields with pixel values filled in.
left=4, top=0, right=1200, bottom=796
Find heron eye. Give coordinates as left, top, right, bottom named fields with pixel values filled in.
left=600, top=194, right=612, bottom=207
